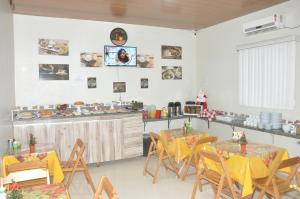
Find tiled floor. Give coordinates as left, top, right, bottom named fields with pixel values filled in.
left=68, top=157, right=300, bottom=199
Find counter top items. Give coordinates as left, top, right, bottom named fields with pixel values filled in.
left=198, top=109, right=224, bottom=121
left=198, top=89, right=208, bottom=110
left=12, top=101, right=139, bottom=121
left=244, top=115, right=259, bottom=128
left=183, top=101, right=201, bottom=116
left=168, top=102, right=175, bottom=118
left=174, top=102, right=182, bottom=116
left=144, top=104, right=156, bottom=119
left=259, top=112, right=283, bottom=130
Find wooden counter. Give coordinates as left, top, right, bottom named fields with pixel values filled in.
left=13, top=112, right=143, bottom=164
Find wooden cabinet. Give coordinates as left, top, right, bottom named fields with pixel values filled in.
left=13, top=113, right=143, bottom=164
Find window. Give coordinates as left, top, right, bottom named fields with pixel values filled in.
left=238, top=35, right=299, bottom=110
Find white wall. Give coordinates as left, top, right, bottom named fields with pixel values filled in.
left=0, top=0, right=15, bottom=154
left=196, top=0, right=300, bottom=156
left=14, top=15, right=197, bottom=109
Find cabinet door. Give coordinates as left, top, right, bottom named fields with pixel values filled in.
left=122, top=114, right=143, bottom=158
left=14, top=124, right=49, bottom=147
left=97, top=119, right=123, bottom=162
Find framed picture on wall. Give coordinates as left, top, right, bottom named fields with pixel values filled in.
left=137, top=55, right=154, bottom=68
left=38, top=39, right=69, bottom=56
left=81, top=53, right=103, bottom=67
left=110, top=28, right=128, bottom=46
left=161, top=45, right=182, bottom=59
left=141, top=78, right=148, bottom=88
left=87, top=77, right=97, bottom=88
left=113, top=82, right=126, bottom=93
left=39, top=64, right=69, bottom=80
left=161, top=66, right=182, bottom=80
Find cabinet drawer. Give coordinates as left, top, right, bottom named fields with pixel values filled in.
left=124, top=136, right=142, bottom=147
left=123, top=146, right=143, bottom=158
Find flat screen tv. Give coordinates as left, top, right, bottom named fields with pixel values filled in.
left=104, top=45, right=137, bottom=66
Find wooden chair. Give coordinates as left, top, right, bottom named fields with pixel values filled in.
left=4, top=160, right=50, bottom=188
left=62, top=138, right=96, bottom=193
left=192, top=150, right=240, bottom=199
left=252, top=152, right=300, bottom=199
left=143, top=132, right=180, bottom=184
left=181, top=136, right=218, bottom=180
left=93, top=176, right=118, bottom=199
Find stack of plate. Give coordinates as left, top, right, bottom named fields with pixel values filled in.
left=270, top=112, right=282, bottom=130
left=260, top=112, right=271, bottom=125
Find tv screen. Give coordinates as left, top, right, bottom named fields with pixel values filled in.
left=104, top=46, right=137, bottom=66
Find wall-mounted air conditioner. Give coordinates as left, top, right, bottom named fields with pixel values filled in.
left=242, top=14, right=283, bottom=35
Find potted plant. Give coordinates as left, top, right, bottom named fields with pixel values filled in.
left=239, top=133, right=247, bottom=154
left=29, top=133, right=36, bottom=153
left=7, top=181, right=22, bottom=199
left=183, top=121, right=192, bottom=135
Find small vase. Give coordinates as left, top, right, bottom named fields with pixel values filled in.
left=29, top=144, right=35, bottom=153
left=240, top=144, right=247, bottom=154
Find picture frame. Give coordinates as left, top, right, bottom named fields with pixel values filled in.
left=87, top=77, right=97, bottom=88
left=161, top=66, right=182, bottom=80
left=141, top=78, right=148, bottom=88
left=81, top=53, right=102, bottom=67
left=39, top=64, right=69, bottom=80
left=137, top=54, right=154, bottom=68
left=161, top=45, right=182, bottom=59
left=38, top=39, right=69, bottom=56
left=113, top=82, right=126, bottom=93
left=110, top=28, right=128, bottom=46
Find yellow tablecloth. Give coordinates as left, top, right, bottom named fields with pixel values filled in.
left=204, top=140, right=289, bottom=197
left=2, top=151, right=64, bottom=184
left=159, top=130, right=208, bottom=163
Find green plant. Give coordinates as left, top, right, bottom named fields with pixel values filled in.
left=239, top=133, right=247, bottom=145
left=184, top=121, right=193, bottom=133
left=7, top=181, right=22, bottom=199
left=8, top=189, right=23, bottom=199
left=29, top=133, right=36, bottom=145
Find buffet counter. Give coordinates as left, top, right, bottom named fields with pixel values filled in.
left=13, top=111, right=143, bottom=164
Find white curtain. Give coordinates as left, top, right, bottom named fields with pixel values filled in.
left=239, top=37, right=297, bottom=110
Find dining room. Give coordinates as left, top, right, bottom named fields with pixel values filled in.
left=1, top=0, right=300, bottom=198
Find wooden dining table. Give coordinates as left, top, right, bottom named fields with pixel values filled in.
left=160, top=128, right=209, bottom=163
left=2, top=144, right=64, bottom=184
left=205, top=140, right=289, bottom=197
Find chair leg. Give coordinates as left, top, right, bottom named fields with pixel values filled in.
left=257, top=190, right=266, bottom=199
left=182, top=157, right=192, bottom=181
left=143, top=143, right=154, bottom=176
left=143, top=152, right=153, bottom=176
left=216, top=175, right=225, bottom=199
left=191, top=172, right=200, bottom=199
left=65, top=168, right=76, bottom=189
left=152, top=152, right=163, bottom=184
left=82, top=160, right=96, bottom=193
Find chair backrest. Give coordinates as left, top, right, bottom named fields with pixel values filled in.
left=192, top=136, right=217, bottom=152
left=65, top=138, right=85, bottom=168
left=93, top=176, right=118, bottom=199
left=4, top=160, right=50, bottom=187
left=263, top=150, right=300, bottom=188
left=200, top=150, right=223, bottom=165
left=190, top=136, right=217, bottom=164
left=199, top=150, right=238, bottom=198
left=149, top=132, right=171, bottom=155
left=6, top=160, right=48, bottom=174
